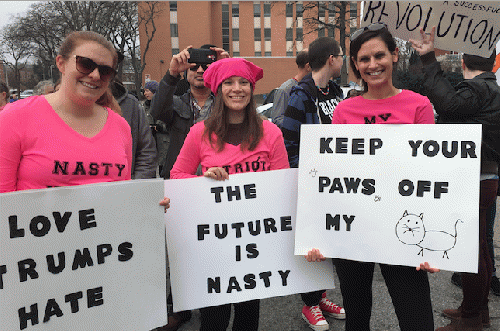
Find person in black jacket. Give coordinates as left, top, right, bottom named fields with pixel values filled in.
left=150, top=45, right=228, bottom=180
left=411, top=26, right=500, bottom=331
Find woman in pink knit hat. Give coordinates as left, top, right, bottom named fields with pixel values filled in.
left=170, top=58, right=289, bottom=330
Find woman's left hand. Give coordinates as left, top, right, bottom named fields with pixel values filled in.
left=204, top=167, right=229, bottom=181
left=305, top=248, right=326, bottom=262
left=159, top=197, right=170, bottom=212
left=416, top=262, right=440, bottom=273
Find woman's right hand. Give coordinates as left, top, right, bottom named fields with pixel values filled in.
left=204, top=167, right=229, bottom=181
left=305, top=248, right=326, bottom=262
left=409, top=26, right=435, bottom=56
left=169, top=46, right=196, bottom=77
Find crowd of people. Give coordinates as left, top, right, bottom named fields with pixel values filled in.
left=0, top=22, right=499, bottom=331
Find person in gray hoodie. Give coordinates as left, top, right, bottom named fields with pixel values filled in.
left=111, top=79, right=157, bottom=179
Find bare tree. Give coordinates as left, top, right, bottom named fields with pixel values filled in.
left=1, top=23, right=34, bottom=93
left=301, top=1, right=358, bottom=85
left=0, top=1, right=165, bottom=96
left=136, top=2, right=166, bottom=95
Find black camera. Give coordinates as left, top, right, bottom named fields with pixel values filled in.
left=188, top=48, right=217, bottom=64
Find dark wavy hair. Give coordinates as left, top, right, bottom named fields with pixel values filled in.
left=349, top=26, right=398, bottom=92
left=203, top=85, right=263, bottom=152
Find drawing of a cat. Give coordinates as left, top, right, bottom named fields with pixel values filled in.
left=395, top=210, right=461, bottom=258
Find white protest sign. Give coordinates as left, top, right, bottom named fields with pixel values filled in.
left=163, top=169, right=335, bottom=312
left=0, top=180, right=167, bottom=331
left=294, top=124, right=481, bottom=273
left=361, top=1, right=500, bottom=57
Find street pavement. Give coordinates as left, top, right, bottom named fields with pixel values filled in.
left=169, top=199, right=500, bottom=331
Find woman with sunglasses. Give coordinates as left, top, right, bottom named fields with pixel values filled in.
left=0, top=30, right=168, bottom=211
left=170, top=58, right=289, bottom=331
left=307, top=24, right=437, bottom=331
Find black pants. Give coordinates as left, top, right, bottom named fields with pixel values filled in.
left=333, top=259, right=434, bottom=331
left=199, top=300, right=260, bottom=331
left=461, top=179, right=498, bottom=316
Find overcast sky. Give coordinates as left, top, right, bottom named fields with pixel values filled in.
left=0, top=1, right=38, bottom=30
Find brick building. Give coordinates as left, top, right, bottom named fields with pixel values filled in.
left=139, top=1, right=361, bottom=95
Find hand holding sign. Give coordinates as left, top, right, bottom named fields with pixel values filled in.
left=409, top=26, right=436, bottom=56
left=204, top=167, right=230, bottom=181
left=305, top=248, right=326, bottom=262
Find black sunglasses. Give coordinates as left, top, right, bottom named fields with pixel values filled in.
left=189, top=63, right=209, bottom=71
left=350, top=22, right=388, bottom=42
left=74, top=55, right=116, bottom=79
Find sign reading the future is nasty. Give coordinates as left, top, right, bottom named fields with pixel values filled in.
left=294, top=124, right=482, bottom=273
left=164, top=169, right=335, bottom=312
left=361, top=1, right=500, bottom=57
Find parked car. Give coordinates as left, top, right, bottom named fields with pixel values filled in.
left=20, top=89, right=34, bottom=99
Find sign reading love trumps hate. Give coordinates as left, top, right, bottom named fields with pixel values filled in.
left=163, top=169, right=335, bottom=312
left=0, top=180, right=167, bottom=331
left=294, top=124, right=482, bottom=273
left=361, top=1, right=500, bottom=57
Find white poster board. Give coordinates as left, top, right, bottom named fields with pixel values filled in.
left=163, top=169, right=335, bottom=312
left=0, top=180, right=167, bottom=331
left=361, top=1, right=500, bottom=57
left=294, top=124, right=481, bottom=273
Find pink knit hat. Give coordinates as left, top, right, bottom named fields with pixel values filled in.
left=203, top=58, right=263, bottom=95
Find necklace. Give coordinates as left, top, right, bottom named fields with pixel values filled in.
left=317, top=85, right=329, bottom=96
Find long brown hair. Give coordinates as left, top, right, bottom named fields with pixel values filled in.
left=203, top=85, right=263, bottom=152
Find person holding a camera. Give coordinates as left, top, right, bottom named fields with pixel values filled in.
left=151, top=45, right=229, bottom=180
left=151, top=44, right=229, bottom=331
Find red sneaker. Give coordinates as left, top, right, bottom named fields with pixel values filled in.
left=319, top=292, right=345, bottom=319
left=301, top=305, right=329, bottom=331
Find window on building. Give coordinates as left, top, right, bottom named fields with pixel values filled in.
left=265, top=51, right=271, bottom=56
left=254, top=28, right=261, bottom=41
left=254, top=3, right=261, bottom=17
left=264, top=28, right=271, bottom=41
left=232, top=3, right=239, bottom=17
left=255, top=51, right=261, bottom=56
left=169, top=1, right=177, bottom=11
left=286, top=3, right=293, bottom=17
left=170, top=24, right=178, bottom=37
left=222, top=3, right=230, bottom=51
left=233, top=28, right=239, bottom=41
left=296, top=3, right=303, bottom=17
left=286, top=28, right=293, bottom=41
left=296, top=27, right=303, bottom=41
left=264, top=3, right=271, bottom=17
left=172, top=48, right=179, bottom=55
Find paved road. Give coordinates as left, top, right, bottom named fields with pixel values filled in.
left=169, top=199, right=500, bottom=331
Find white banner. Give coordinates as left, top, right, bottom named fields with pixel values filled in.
left=361, top=1, right=500, bottom=57
left=164, top=169, right=335, bottom=312
left=0, top=180, right=167, bottom=331
left=294, top=124, right=481, bottom=273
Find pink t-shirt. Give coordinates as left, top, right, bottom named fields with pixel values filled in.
left=170, top=120, right=289, bottom=179
left=332, top=89, right=435, bottom=124
left=0, top=96, right=132, bottom=192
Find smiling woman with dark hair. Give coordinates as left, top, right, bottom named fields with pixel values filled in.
left=171, top=58, right=289, bottom=331
left=306, top=23, right=436, bottom=331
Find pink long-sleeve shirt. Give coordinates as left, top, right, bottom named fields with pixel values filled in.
left=170, top=120, right=289, bottom=179
left=0, top=96, right=132, bottom=193
left=332, top=89, right=435, bottom=124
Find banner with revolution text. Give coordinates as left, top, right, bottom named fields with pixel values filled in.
left=361, top=1, right=500, bottom=57
left=294, top=124, right=481, bottom=273
left=163, top=169, right=335, bottom=312
left=0, top=180, right=167, bottom=331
